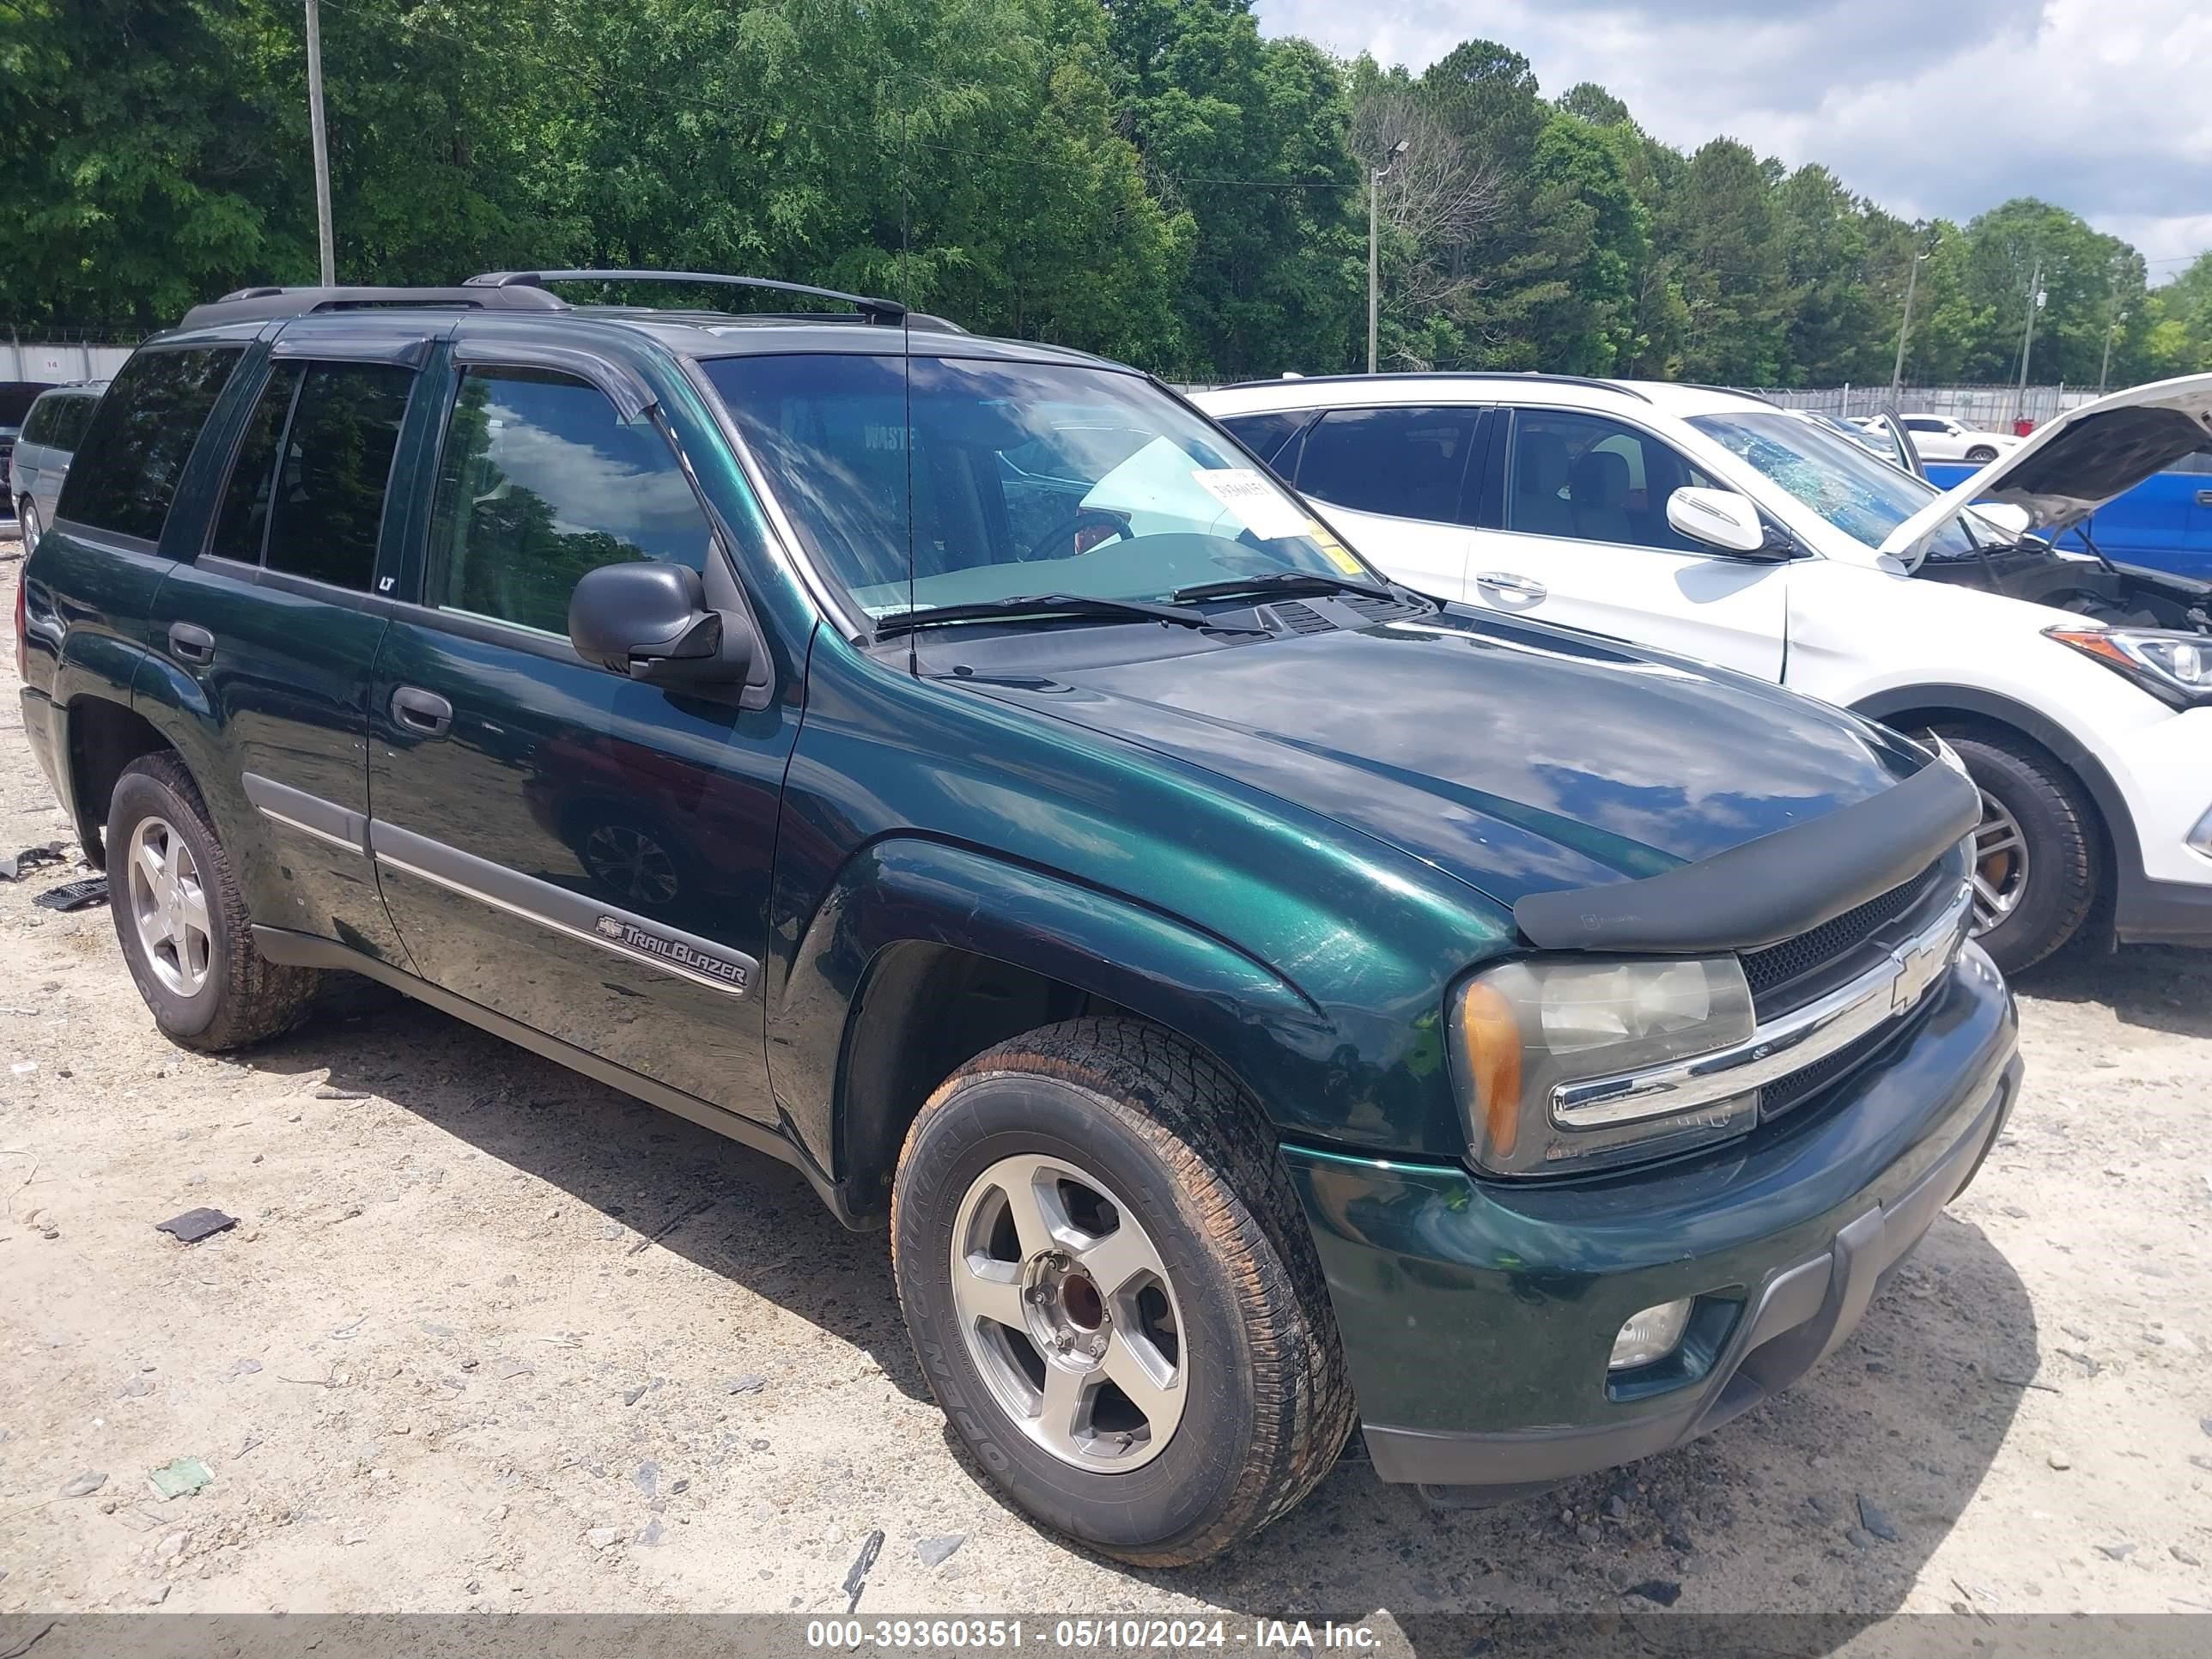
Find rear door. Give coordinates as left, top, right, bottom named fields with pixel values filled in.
left=366, top=331, right=793, bottom=1124
left=1276, top=404, right=1486, bottom=599
left=145, top=317, right=432, bottom=964
left=1464, top=407, right=1788, bottom=678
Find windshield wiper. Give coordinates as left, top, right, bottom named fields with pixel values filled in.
left=872, top=592, right=1268, bottom=641
left=1171, top=570, right=1393, bottom=603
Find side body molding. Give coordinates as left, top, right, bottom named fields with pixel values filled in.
left=368, top=818, right=760, bottom=997
left=769, top=837, right=1332, bottom=1187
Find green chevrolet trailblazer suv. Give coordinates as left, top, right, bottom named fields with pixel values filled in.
left=15, top=273, right=2021, bottom=1565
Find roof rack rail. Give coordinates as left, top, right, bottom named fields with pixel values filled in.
left=470, top=270, right=908, bottom=324
left=1217, top=369, right=1650, bottom=403
left=179, top=284, right=569, bottom=330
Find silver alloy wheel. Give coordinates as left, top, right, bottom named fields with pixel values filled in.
left=126, top=815, right=214, bottom=997
left=19, top=499, right=40, bottom=556
left=1970, top=788, right=2031, bottom=934
left=949, top=1152, right=1187, bottom=1471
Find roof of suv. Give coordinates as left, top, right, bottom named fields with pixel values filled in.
left=163, top=271, right=1122, bottom=374
left=1199, top=372, right=1776, bottom=421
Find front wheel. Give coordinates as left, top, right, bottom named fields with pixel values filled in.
left=17, top=497, right=40, bottom=556
left=892, top=1018, right=1354, bottom=1565
left=1966, top=444, right=1999, bottom=463
left=1938, top=729, right=2099, bottom=975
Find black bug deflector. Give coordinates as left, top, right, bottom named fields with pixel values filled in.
left=1513, top=760, right=1979, bottom=954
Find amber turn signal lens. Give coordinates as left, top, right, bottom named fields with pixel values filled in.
left=1455, top=979, right=1523, bottom=1160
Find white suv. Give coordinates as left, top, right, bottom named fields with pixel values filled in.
left=1194, top=373, right=2212, bottom=973
left=1867, top=413, right=2024, bottom=464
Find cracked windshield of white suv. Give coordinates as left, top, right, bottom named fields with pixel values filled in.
left=1690, top=410, right=1993, bottom=558
left=702, top=353, right=1376, bottom=617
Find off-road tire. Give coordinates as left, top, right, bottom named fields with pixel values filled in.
left=107, top=752, right=319, bottom=1050
left=892, top=1016, right=1355, bottom=1565
left=1938, top=728, right=2098, bottom=975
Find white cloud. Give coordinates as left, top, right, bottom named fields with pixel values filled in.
left=1255, top=0, right=2212, bottom=281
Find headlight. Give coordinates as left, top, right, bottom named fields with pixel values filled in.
left=2045, top=626, right=2212, bottom=710
left=1449, top=956, right=1757, bottom=1177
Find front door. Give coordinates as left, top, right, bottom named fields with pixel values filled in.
left=367, top=349, right=795, bottom=1122
left=1464, top=407, right=1789, bottom=680
left=146, top=331, right=425, bottom=963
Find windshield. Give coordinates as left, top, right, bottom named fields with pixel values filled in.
left=1690, top=410, right=1994, bottom=560
left=702, top=353, right=1376, bottom=619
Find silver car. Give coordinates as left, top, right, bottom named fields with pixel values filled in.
left=7, top=380, right=106, bottom=552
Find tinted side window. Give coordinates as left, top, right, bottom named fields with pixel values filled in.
left=1218, top=411, right=1309, bottom=472
left=55, top=347, right=241, bottom=542
left=261, top=364, right=414, bottom=589
left=1905, top=417, right=1946, bottom=434
left=1296, top=405, right=1482, bottom=525
left=19, top=397, right=56, bottom=446
left=210, top=365, right=303, bottom=564
left=55, top=393, right=100, bottom=452
left=428, top=367, right=713, bottom=635
left=1505, top=410, right=1715, bottom=551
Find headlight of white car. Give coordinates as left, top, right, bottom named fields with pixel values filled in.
left=2045, top=626, right=2212, bottom=711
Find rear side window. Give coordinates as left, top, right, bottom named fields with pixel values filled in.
left=1217, top=410, right=1309, bottom=472
left=19, top=396, right=56, bottom=446
left=428, top=366, right=713, bottom=636
left=1296, top=405, right=1483, bottom=526
left=52, top=392, right=100, bottom=452
left=56, top=347, right=241, bottom=543
left=209, top=362, right=414, bottom=590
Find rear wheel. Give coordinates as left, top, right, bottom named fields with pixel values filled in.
left=1966, top=444, right=1999, bottom=463
left=106, top=753, right=319, bottom=1049
left=17, top=498, right=40, bottom=555
left=892, top=1017, right=1354, bottom=1565
left=1937, top=729, right=2098, bottom=975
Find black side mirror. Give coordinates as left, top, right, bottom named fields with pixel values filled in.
left=568, top=561, right=754, bottom=687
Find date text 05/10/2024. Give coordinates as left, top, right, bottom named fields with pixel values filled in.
left=803, top=1619, right=1383, bottom=1650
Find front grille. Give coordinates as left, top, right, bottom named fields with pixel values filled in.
left=1741, top=860, right=1945, bottom=1018
left=1759, top=1000, right=1923, bottom=1121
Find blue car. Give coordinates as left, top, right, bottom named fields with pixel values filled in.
left=1927, top=451, right=2212, bottom=581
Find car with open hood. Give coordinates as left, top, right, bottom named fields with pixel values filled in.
left=15, top=274, right=2017, bottom=1563
left=1200, top=371, right=2212, bottom=976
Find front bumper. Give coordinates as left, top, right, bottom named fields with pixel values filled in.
left=1281, top=945, right=2020, bottom=1494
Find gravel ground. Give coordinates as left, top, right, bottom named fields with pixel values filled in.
left=3, top=537, right=2210, bottom=1626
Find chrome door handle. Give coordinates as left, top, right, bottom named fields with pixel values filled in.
left=2196, top=489, right=2212, bottom=507
left=390, top=686, right=453, bottom=738
left=1475, top=571, right=1549, bottom=600
left=167, top=622, right=215, bottom=664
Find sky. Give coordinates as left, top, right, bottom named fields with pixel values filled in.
left=1254, top=0, right=2212, bottom=282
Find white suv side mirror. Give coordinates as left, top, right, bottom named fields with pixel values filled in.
left=1666, top=486, right=1771, bottom=555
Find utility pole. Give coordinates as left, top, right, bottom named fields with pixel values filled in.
left=2014, top=258, right=2044, bottom=424
left=1890, top=240, right=1933, bottom=398
left=1367, top=138, right=1408, bottom=374
left=306, top=0, right=336, bottom=287
left=2099, top=309, right=2127, bottom=396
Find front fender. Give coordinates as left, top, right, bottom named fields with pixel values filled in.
left=769, top=837, right=1340, bottom=1183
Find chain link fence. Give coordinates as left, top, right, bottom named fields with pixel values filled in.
left=1751, top=383, right=2098, bottom=429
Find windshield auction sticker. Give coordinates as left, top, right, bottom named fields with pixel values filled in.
left=1191, top=467, right=1313, bottom=541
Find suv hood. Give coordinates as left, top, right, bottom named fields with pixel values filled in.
left=958, top=605, right=1928, bottom=912
left=1881, top=373, right=2212, bottom=569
